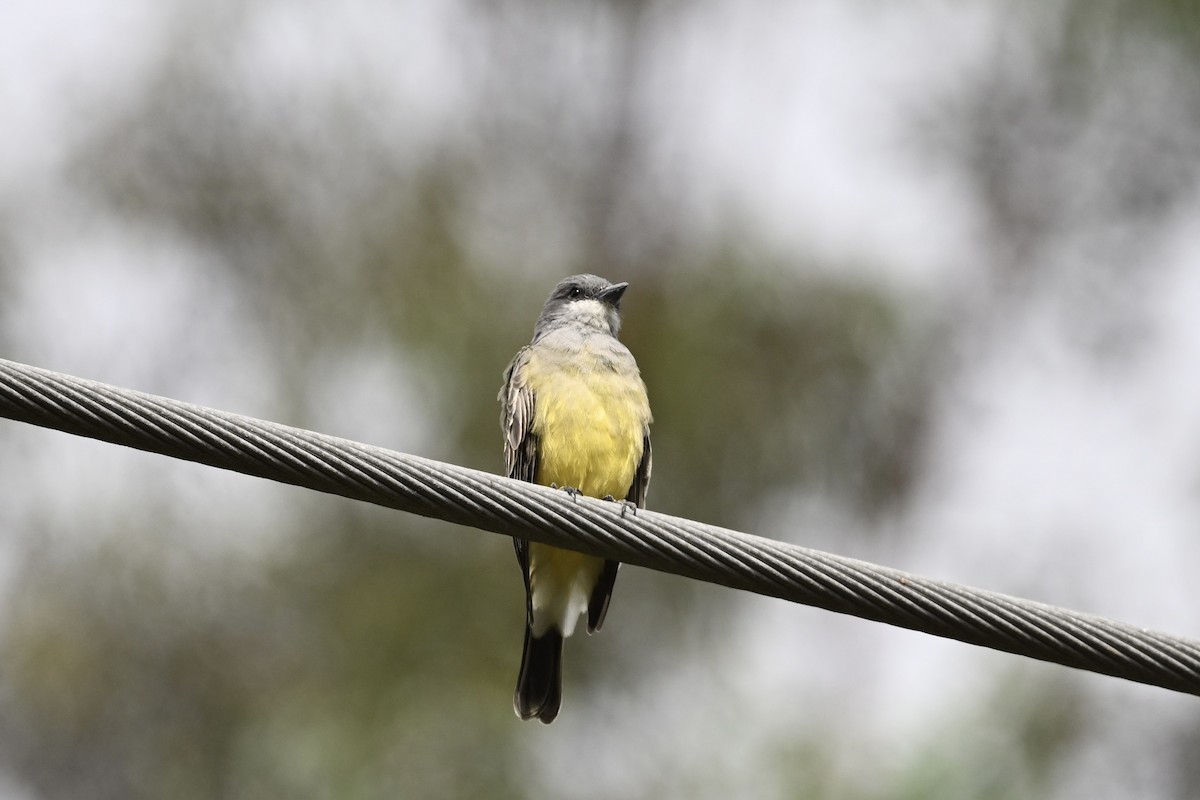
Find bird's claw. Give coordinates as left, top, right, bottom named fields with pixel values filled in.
left=601, top=495, right=639, bottom=517
left=550, top=483, right=582, bottom=502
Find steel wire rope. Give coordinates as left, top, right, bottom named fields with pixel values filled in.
left=1, top=357, right=1199, bottom=695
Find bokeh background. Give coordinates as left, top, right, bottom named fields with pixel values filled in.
left=3, top=1, right=1200, bottom=798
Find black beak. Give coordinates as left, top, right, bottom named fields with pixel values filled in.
left=599, top=282, right=629, bottom=305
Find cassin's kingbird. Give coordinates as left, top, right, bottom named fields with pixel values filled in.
left=499, top=274, right=652, bottom=724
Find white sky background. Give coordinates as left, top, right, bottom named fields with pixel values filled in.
left=3, top=1, right=1200, bottom=798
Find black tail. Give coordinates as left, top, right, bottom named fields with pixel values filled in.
left=514, top=626, right=563, bottom=724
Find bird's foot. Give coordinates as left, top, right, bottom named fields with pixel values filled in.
left=601, top=495, right=639, bottom=517
left=550, top=483, right=582, bottom=502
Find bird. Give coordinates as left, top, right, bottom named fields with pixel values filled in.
left=499, top=274, right=652, bottom=723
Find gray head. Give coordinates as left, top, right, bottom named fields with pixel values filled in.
left=532, top=274, right=629, bottom=342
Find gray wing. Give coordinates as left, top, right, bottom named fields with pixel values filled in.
left=500, top=348, right=538, bottom=625
left=625, top=432, right=652, bottom=509
left=500, top=347, right=537, bottom=484
left=587, top=428, right=651, bottom=633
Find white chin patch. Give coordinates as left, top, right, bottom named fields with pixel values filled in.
left=564, top=299, right=607, bottom=325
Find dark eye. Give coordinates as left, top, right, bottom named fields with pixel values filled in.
left=567, top=286, right=584, bottom=300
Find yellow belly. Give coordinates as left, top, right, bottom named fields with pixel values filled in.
left=526, top=353, right=648, bottom=500
left=520, top=344, right=650, bottom=636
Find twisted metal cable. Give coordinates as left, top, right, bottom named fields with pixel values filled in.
left=1, top=357, right=1198, bottom=695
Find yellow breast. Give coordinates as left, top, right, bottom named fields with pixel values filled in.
left=524, top=345, right=649, bottom=500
